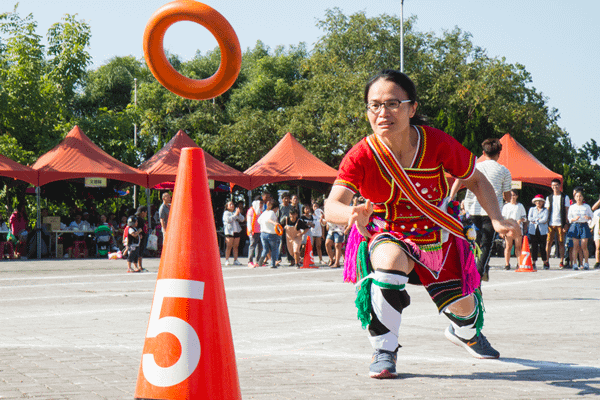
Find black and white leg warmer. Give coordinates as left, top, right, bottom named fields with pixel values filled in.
left=368, top=270, right=411, bottom=352
left=443, top=296, right=480, bottom=340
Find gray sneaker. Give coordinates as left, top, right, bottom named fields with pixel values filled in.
left=445, top=325, right=500, bottom=359
left=369, top=349, right=398, bottom=379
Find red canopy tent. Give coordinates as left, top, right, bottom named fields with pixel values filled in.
left=495, top=133, right=562, bottom=187
left=448, top=133, right=563, bottom=189
left=244, top=132, right=338, bottom=190
left=32, top=126, right=148, bottom=187
left=0, top=154, right=39, bottom=186
left=139, top=130, right=251, bottom=189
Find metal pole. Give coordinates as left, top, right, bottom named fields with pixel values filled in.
left=133, top=78, right=138, bottom=209
left=36, top=187, right=41, bottom=259
left=400, top=0, right=405, bottom=72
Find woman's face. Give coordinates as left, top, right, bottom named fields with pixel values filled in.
left=510, top=192, right=518, bottom=204
left=366, top=79, right=417, bottom=138
left=574, top=192, right=584, bottom=204
left=226, top=202, right=235, bottom=211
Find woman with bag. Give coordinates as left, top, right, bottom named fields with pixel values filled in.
left=324, top=70, right=520, bottom=379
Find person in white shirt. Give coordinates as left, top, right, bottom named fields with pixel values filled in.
left=450, top=138, right=512, bottom=281
left=257, top=200, right=280, bottom=268
left=501, top=190, right=527, bottom=270
left=566, top=190, right=593, bottom=270
left=545, top=179, right=570, bottom=268
left=222, top=201, right=245, bottom=266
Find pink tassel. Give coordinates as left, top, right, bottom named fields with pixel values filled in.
left=343, top=225, right=363, bottom=283
left=455, top=237, right=480, bottom=295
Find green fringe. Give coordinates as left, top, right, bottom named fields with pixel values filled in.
left=355, top=242, right=373, bottom=328
left=355, top=278, right=373, bottom=329
left=474, top=288, right=485, bottom=335
left=357, top=241, right=371, bottom=280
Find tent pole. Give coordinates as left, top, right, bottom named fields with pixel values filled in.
left=36, top=186, right=41, bottom=259
left=146, top=187, right=151, bottom=231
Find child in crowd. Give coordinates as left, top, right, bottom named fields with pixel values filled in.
left=125, top=216, right=142, bottom=273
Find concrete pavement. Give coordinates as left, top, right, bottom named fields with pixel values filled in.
left=0, top=256, right=599, bottom=399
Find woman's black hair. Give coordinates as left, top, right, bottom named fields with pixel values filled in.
left=364, top=69, right=427, bottom=125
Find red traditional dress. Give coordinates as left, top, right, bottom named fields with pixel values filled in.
left=336, top=125, right=479, bottom=312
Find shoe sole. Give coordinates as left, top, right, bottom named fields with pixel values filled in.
left=444, top=327, right=500, bottom=359
left=369, top=369, right=397, bottom=379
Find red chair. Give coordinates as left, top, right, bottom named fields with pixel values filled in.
left=71, top=240, right=87, bottom=258
left=0, top=241, right=14, bottom=259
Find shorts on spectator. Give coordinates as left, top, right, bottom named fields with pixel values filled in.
left=225, top=231, right=241, bottom=238
left=547, top=225, right=566, bottom=244
left=326, top=231, right=344, bottom=243
left=567, top=223, right=591, bottom=240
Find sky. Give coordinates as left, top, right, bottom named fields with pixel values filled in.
left=6, top=0, right=600, bottom=149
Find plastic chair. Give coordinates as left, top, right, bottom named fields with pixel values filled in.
left=72, top=240, right=87, bottom=258
left=0, top=241, right=14, bottom=259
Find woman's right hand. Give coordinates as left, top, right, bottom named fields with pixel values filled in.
left=348, top=199, right=373, bottom=238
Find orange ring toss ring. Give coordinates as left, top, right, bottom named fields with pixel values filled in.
left=275, top=224, right=284, bottom=236
left=143, top=0, right=242, bottom=100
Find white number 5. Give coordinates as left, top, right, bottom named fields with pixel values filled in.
left=142, top=279, right=205, bottom=387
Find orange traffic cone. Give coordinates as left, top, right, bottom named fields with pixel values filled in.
left=516, top=235, right=536, bottom=272
left=134, top=148, right=241, bottom=400
left=300, top=236, right=318, bottom=269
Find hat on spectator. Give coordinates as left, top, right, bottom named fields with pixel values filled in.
left=532, top=194, right=545, bottom=204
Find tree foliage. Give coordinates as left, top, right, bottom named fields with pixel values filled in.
left=0, top=5, right=597, bottom=203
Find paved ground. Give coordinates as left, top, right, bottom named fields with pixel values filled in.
left=0, top=255, right=599, bottom=399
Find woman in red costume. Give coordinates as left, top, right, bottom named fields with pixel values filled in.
left=325, top=70, right=520, bottom=379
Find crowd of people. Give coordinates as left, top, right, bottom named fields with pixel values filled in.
left=221, top=191, right=356, bottom=269
left=0, top=191, right=174, bottom=269
left=497, top=181, right=600, bottom=271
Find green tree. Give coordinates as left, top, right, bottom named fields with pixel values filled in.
left=0, top=5, right=91, bottom=153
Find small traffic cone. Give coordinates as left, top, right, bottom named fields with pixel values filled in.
left=134, top=148, right=241, bottom=400
left=516, top=235, right=536, bottom=272
left=300, top=236, right=318, bottom=269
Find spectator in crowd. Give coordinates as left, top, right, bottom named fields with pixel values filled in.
left=135, top=206, right=149, bottom=271
left=566, top=189, right=593, bottom=270
left=528, top=195, right=550, bottom=269
left=222, top=200, right=245, bottom=266
left=159, top=192, right=172, bottom=243
left=125, top=215, right=142, bottom=273
left=278, top=192, right=293, bottom=265
left=257, top=199, right=280, bottom=269
left=246, top=196, right=263, bottom=268
left=281, top=208, right=311, bottom=267
left=310, top=201, right=325, bottom=266
left=451, top=138, right=512, bottom=282
left=325, top=220, right=346, bottom=268
left=291, top=194, right=301, bottom=214
left=545, top=179, right=570, bottom=268
left=501, top=190, right=527, bottom=270
left=0, top=214, right=8, bottom=232
left=591, top=195, right=600, bottom=269
left=10, top=204, right=29, bottom=255
left=261, top=191, right=272, bottom=212
left=300, top=204, right=315, bottom=255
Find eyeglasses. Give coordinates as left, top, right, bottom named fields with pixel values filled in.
left=366, top=99, right=412, bottom=113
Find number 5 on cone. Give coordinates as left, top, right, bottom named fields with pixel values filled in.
left=142, top=279, right=205, bottom=387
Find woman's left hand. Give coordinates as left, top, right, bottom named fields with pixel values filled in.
left=492, top=218, right=521, bottom=239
